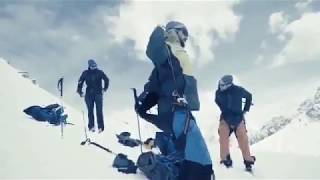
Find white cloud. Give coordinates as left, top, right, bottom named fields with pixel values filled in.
left=106, top=1, right=241, bottom=67
left=272, top=12, right=320, bottom=67
left=254, top=54, right=264, bottom=65
left=269, top=12, right=288, bottom=34
left=260, top=40, right=267, bottom=50
left=295, top=0, right=314, bottom=12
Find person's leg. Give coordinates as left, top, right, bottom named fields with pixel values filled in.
left=235, top=120, right=255, bottom=161
left=85, top=95, right=95, bottom=130
left=95, top=94, right=104, bottom=131
left=218, top=120, right=231, bottom=161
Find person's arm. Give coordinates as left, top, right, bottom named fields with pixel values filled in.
left=242, top=88, right=252, bottom=113
left=77, top=71, right=86, bottom=96
left=102, top=71, right=109, bottom=91
left=215, top=90, right=228, bottom=113
left=135, top=69, right=162, bottom=127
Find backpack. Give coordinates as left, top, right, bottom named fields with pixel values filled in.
left=23, top=104, right=67, bottom=125
left=112, top=153, right=137, bottom=174
left=137, top=151, right=181, bottom=180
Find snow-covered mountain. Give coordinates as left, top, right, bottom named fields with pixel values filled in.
left=1, top=58, right=320, bottom=179
left=253, top=87, right=320, bottom=157
left=299, top=88, right=320, bottom=121
left=250, top=87, right=320, bottom=146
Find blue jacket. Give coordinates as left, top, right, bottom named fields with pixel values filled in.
left=215, top=85, right=252, bottom=127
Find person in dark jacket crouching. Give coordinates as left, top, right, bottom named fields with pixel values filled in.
left=77, top=59, right=109, bottom=133
left=215, top=75, right=256, bottom=170
left=136, top=21, right=214, bottom=180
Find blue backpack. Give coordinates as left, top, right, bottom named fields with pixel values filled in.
left=137, top=151, right=181, bottom=180
left=23, top=104, right=67, bottom=125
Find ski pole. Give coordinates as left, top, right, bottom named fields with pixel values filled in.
left=82, top=110, right=88, bottom=140
left=57, top=77, right=64, bottom=139
left=131, top=88, right=143, bottom=153
left=80, top=97, right=90, bottom=145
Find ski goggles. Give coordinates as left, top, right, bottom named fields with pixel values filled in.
left=175, top=28, right=188, bottom=37
left=219, top=81, right=232, bottom=91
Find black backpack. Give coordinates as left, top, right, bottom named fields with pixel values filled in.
left=137, top=151, right=181, bottom=180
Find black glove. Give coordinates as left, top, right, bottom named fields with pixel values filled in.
left=134, top=100, right=140, bottom=113
left=77, top=90, right=83, bottom=97
left=242, top=110, right=248, bottom=116
left=136, top=92, right=158, bottom=117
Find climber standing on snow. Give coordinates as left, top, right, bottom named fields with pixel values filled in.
left=215, top=75, right=256, bottom=171
left=135, top=21, right=214, bottom=180
left=77, top=59, right=109, bottom=133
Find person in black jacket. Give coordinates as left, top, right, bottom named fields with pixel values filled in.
left=77, top=59, right=109, bottom=133
left=215, top=75, right=256, bottom=170
left=136, top=21, right=214, bottom=180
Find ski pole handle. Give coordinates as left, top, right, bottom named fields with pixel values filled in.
left=132, top=88, right=138, bottom=103
left=131, top=88, right=143, bottom=153
left=57, top=77, right=64, bottom=97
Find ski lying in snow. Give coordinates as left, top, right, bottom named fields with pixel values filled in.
left=80, top=138, right=116, bottom=155
left=80, top=138, right=90, bottom=145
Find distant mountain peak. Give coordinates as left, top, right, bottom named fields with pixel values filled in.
left=251, top=87, right=320, bottom=145
left=298, top=87, right=320, bottom=120
left=314, top=87, right=320, bottom=104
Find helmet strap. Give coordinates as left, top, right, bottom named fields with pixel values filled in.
left=176, top=30, right=187, bottom=47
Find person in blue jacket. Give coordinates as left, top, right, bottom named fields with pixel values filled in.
left=135, top=21, right=214, bottom=180
left=77, top=59, right=109, bottom=133
left=215, top=75, right=256, bottom=170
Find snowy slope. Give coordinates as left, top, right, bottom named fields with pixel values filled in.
left=1, top=58, right=320, bottom=179
left=0, top=59, right=145, bottom=179
left=253, top=88, right=320, bottom=157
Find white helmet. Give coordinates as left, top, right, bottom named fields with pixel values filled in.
left=165, top=21, right=189, bottom=46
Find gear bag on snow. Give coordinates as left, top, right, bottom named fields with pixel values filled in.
left=23, top=104, right=68, bottom=125
left=116, top=132, right=142, bottom=148
left=137, top=131, right=184, bottom=180
left=137, top=151, right=181, bottom=180
left=112, top=153, right=137, bottom=174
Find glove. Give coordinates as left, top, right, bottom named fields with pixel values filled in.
left=242, top=110, right=247, bottom=116
left=134, top=101, right=141, bottom=113
left=177, top=97, right=188, bottom=104
left=77, top=90, right=83, bottom=97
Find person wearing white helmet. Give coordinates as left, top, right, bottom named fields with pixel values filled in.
left=135, top=21, right=214, bottom=180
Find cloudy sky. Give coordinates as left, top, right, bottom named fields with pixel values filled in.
left=0, top=0, right=319, bottom=128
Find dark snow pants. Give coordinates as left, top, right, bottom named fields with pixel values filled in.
left=85, top=93, right=104, bottom=130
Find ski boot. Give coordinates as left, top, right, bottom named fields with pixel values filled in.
left=220, top=154, right=233, bottom=168
left=89, top=127, right=95, bottom=132
left=98, top=128, right=104, bottom=133
left=244, top=156, right=256, bottom=172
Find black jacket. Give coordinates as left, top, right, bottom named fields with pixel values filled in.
left=136, top=68, right=178, bottom=134
left=77, top=69, right=109, bottom=95
left=135, top=26, right=187, bottom=134
left=215, top=85, right=252, bottom=126
left=136, top=26, right=201, bottom=133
